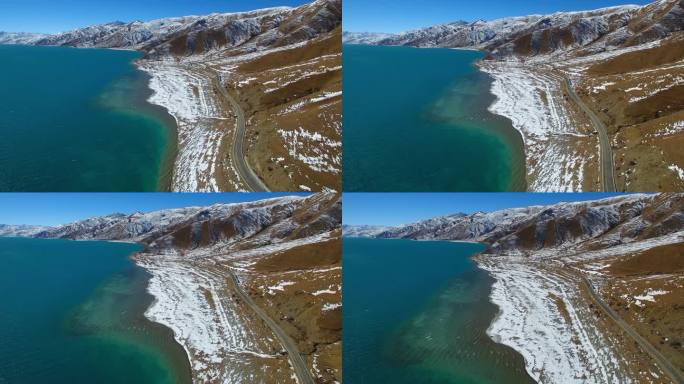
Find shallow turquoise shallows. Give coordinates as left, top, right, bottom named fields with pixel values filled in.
left=0, top=45, right=176, bottom=191
left=343, top=238, right=534, bottom=383
left=0, top=237, right=191, bottom=384
left=343, top=44, right=526, bottom=191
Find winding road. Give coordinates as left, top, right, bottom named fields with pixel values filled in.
left=213, top=75, right=270, bottom=192
left=581, top=277, right=683, bottom=384
left=227, top=270, right=315, bottom=384
left=565, top=77, right=617, bottom=192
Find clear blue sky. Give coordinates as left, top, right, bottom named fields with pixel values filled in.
left=0, top=193, right=308, bottom=226
left=0, top=0, right=310, bottom=34
left=344, top=193, right=634, bottom=226
left=344, top=0, right=651, bottom=33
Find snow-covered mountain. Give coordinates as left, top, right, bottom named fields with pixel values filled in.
left=370, top=208, right=539, bottom=241
left=346, top=194, right=684, bottom=255
left=0, top=32, right=46, bottom=45
left=28, top=8, right=287, bottom=51
left=345, top=0, right=684, bottom=58
left=0, top=224, right=50, bottom=237
left=32, top=209, right=204, bottom=241
left=341, top=224, right=393, bottom=237
left=365, top=17, right=540, bottom=51
left=2, top=0, right=341, bottom=59
left=342, top=31, right=395, bottom=44
left=1, top=192, right=341, bottom=253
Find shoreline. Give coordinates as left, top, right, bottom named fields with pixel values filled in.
left=349, top=237, right=535, bottom=373
left=130, top=64, right=179, bottom=192
left=478, top=60, right=599, bottom=192
left=137, top=60, right=240, bottom=192
left=0, top=45, right=176, bottom=192
left=30, top=45, right=219, bottom=192
left=83, top=242, right=195, bottom=382
left=475, top=253, right=629, bottom=383
left=125, top=257, right=194, bottom=383
left=132, top=252, right=290, bottom=382
left=0, top=237, right=193, bottom=383
left=349, top=236, right=629, bottom=382
left=345, top=43, right=598, bottom=192
left=470, top=64, right=529, bottom=191
left=133, top=255, right=195, bottom=382
left=344, top=44, right=525, bottom=191
left=344, top=236, right=533, bottom=381
left=133, top=256, right=203, bottom=381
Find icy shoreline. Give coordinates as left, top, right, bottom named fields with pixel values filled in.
left=137, top=60, right=237, bottom=192
left=479, top=61, right=592, bottom=192
left=134, top=257, right=196, bottom=378
left=135, top=255, right=283, bottom=382
left=476, top=233, right=684, bottom=384
left=477, top=258, right=626, bottom=383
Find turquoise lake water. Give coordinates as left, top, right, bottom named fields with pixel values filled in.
left=343, top=238, right=534, bottom=383
left=343, top=44, right=526, bottom=192
left=0, top=45, right=176, bottom=191
left=0, top=237, right=191, bottom=384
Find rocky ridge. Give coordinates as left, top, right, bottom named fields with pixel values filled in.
left=3, top=0, right=341, bottom=59
left=5, top=193, right=340, bottom=250
left=343, top=193, right=684, bottom=255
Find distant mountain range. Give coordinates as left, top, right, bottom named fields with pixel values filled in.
left=0, top=192, right=341, bottom=253
left=0, top=224, right=49, bottom=237
left=0, top=32, right=46, bottom=44
left=341, top=31, right=395, bottom=45
left=344, top=0, right=684, bottom=59
left=0, top=0, right=341, bottom=59
left=340, top=224, right=393, bottom=238
left=344, top=193, right=684, bottom=255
